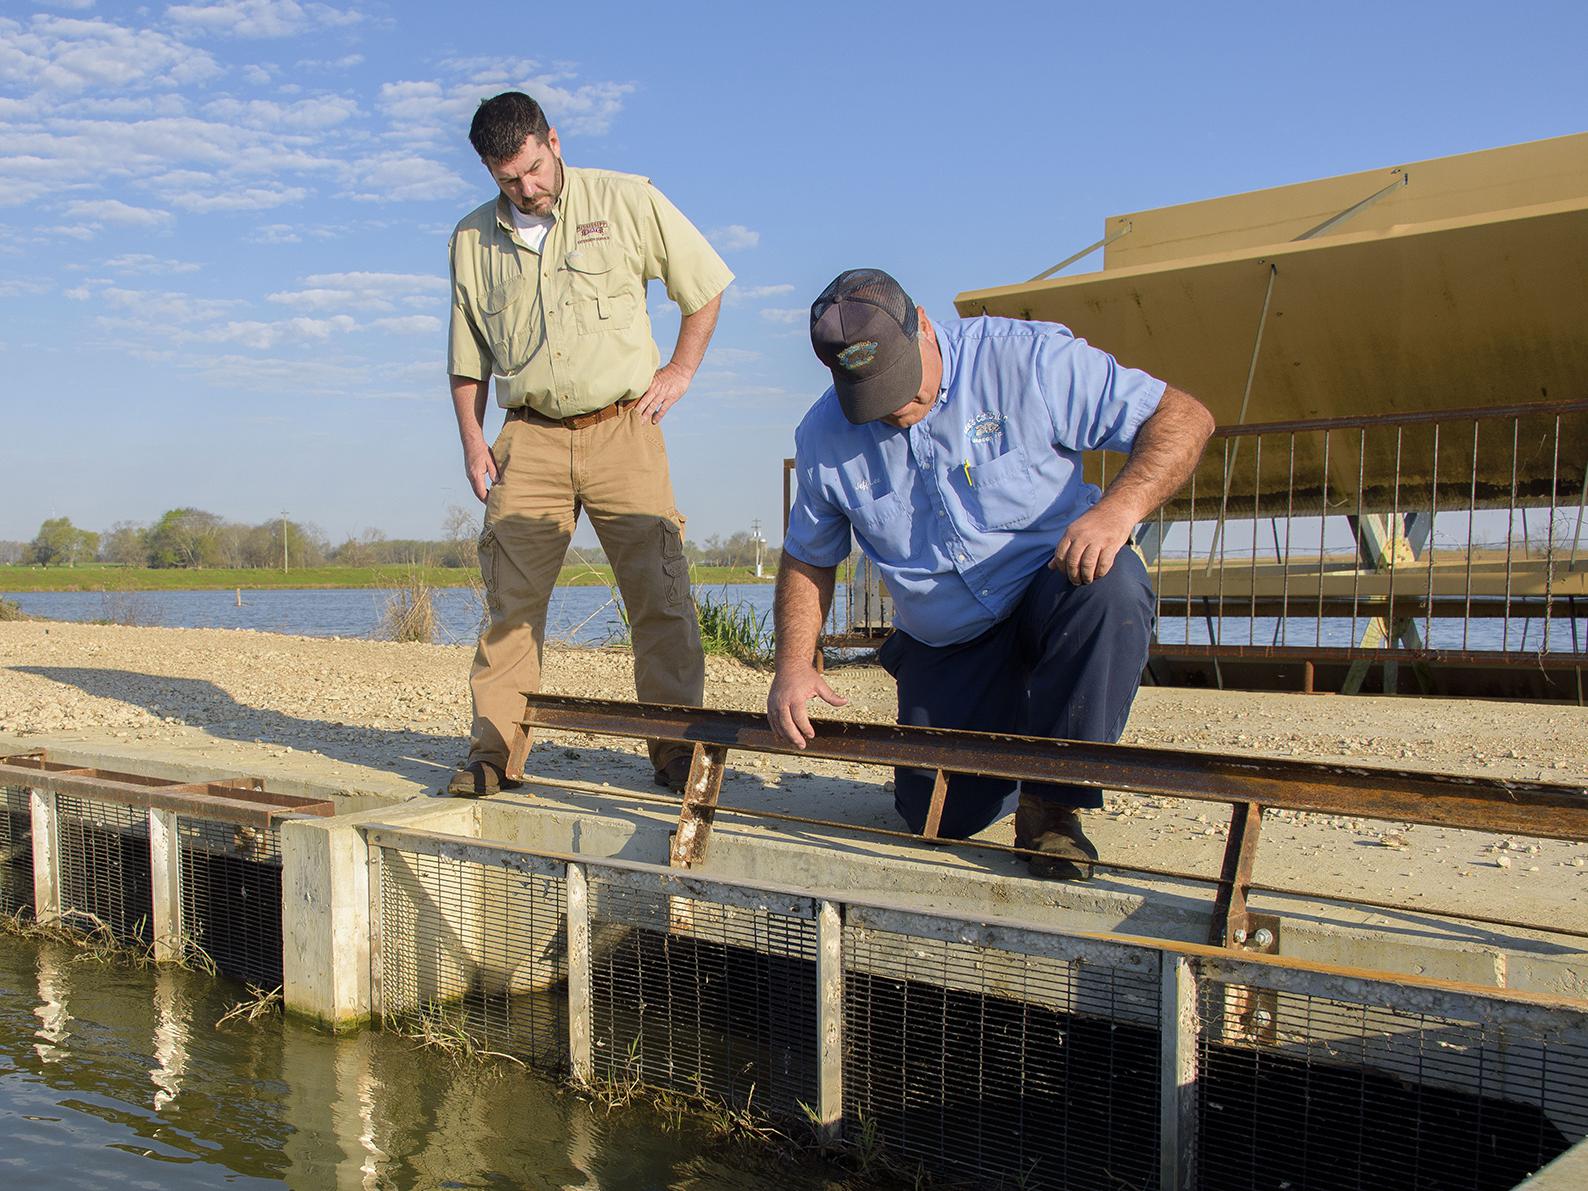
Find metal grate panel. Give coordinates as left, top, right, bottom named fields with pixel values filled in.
left=177, top=816, right=283, bottom=988
left=588, top=877, right=818, bottom=1118
left=1, top=786, right=33, bottom=918
left=1197, top=977, right=1588, bottom=1191
left=56, top=794, right=151, bottom=946
left=378, top=847, right=568, bottom=1067
left=842, top=924, right=1162, bottom=1191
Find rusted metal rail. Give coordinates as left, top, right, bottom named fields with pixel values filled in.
left=0, top=752, right=335, bottom=827
left=508, top=694, right=1588, bottom=947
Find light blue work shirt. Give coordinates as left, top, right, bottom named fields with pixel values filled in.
left=784, top=315, right=1166, bottom=647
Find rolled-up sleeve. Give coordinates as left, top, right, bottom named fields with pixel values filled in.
left=640, top=184, right=734, bottom=315
left=446, top=234, right=492, bottom=379
left=1035, top=329, right=1165, bottom=454
left=782, top=462, right=852, bottom=569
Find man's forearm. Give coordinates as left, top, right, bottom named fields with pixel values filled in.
left=773, top=554, right=836, bottom=671
left=1096, top=385, right=1214, bottom=526
left=667, top=293, right=723, bottom=379
left=451, top=374, right=490, bottom=448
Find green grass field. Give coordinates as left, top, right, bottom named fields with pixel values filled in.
left=0, top=563, right=774, bottom=592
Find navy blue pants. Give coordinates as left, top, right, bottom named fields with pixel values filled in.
left=877, top=549, right=1155, bottom=838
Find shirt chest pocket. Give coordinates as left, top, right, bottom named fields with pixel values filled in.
left=846, top=483, right=908, bottom=544
left=960, top=447, right=1037, bottom=531
left=479, top=276, right=543, bottom=372
left=564, top=246, right=639, bottom=335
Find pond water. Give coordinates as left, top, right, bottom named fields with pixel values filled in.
left=3, top=585, right=780, bottom=649
left=0, top=933, right=870, bottom=1189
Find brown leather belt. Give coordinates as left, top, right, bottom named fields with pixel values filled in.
left=506, top=401, right=632, bottom=430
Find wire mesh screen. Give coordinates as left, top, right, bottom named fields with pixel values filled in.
left=587, top=878, right=818, bottom=1118
left=176, top=816, right=283, bottom=988
left=1197, top=976, right=1588, bottom=1191
left=842, top=924, right=1162, bottom=1190
left=1, top=786, right=33, bottom=919
left=378, top=847, right=568, bottom=1068
left=56, top=794, right=151, bottom=946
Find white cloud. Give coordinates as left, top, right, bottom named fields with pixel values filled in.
left=760, top=308, right=806, bottom=325
left=267, top=271, right=445, bottom=313
left=167, top=182, right=309, bottom=212
left=725, top=282, right=793, bottom=305
left=103, top=253, right=202, bottom=274
left=165, top=1, right=363, bottom=39
left=41, top=223, right=99, bottom=240
left=64, top=198, right=173, bottom=227
left=0, top=15, right=221, bottom=93
left=251, top=223, right=300, bottom=244
left=200, top=314, right=358, bottom=348
left=708, top=225, right=759, bottom=251
left=203, top=95, right=360, bottom=130
left=369, top=314, right=442, bottom=335
left=342, top=152, right=468, bottom=203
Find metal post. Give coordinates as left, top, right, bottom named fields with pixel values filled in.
left=1158, top=954, right=1198, bottom=1191
left=670, top=743, right=727, bottom=868
left=816, top=899, right=844, bottom=1141
left=366, top=836, right=385, bottom=1021
left=149, top=808, right=182, bottom=962
left=29, top=787, right=59, bottom=925
left=566, top=861, right=593, bottom=1085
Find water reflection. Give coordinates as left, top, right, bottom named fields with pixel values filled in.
left=33, top=944, right=70, bottom=1063
left=150, top=968, right=187, bottom=1110
left=0, top=935, right=874, bottom=1189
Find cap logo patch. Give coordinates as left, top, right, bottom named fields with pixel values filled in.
left=967, top=412, right=1004, bottom=444
left=837, top=341, right=879, bottom=370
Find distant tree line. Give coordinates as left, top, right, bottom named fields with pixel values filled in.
left=7, top=507, right=483, bottom=570
left=4, top=509, right=780, bottom=571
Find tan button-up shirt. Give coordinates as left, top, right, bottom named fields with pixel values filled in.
left=448, top=165, right=734, bottom=418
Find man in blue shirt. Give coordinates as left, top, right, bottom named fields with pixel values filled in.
left=768, top=269, right=1213, bottom=879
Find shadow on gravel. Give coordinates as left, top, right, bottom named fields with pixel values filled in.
left=13, top=665, right=477, bottom=790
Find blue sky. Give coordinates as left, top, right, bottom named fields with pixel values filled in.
left=2, top=0, right=1585, bottom=550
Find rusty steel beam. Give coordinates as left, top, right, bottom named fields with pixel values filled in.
left=0, top=758, right=334, bottom=826
left=1149, top=642, right=1588, bottom=669
left=921, top=769, right=950, bottom=841
left=1209, top=396, right=1588, bottom=440
left=669, top=743, right=727, bottom=868
left=1209, top=802, right=1264, bottom=946
left=517, top=695, right=1588, bottom=840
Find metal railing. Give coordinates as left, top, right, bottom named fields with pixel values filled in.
left=0, top=751, right=332, bottom=982
left=1137, top=397, right=1588, bottom=694
left=365, top=821, right=1588, bottom=1191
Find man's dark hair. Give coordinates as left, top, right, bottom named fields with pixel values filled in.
left=469, top=92, right=550, bottom=162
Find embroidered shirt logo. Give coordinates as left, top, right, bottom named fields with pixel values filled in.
left=837, top=341, right=879, bottom=370
left=967, top=412, right=1004, bottom=445
left=576, top=220, right=611, bottom=243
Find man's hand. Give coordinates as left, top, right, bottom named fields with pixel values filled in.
left=1049, top=503, right=1137, bottom=584
left=463, top=440, right=498, bottom=503
left=766, top=663, right=849, bottom=749
left=634, top=360, right=692, bottom=424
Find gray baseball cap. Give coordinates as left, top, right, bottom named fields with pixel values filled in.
left=810, top=268, right=921, bottom=424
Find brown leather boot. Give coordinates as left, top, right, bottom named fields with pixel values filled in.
left=1014, top=793, right=1099, bottom=881
left=445, top=760, right=520, bottom=798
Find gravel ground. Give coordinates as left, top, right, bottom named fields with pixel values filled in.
left=2, top=619, right=1585, bottom=928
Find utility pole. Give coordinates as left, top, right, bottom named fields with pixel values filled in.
left=751, top=518, right=765, bottom=578
left=281, top=511, right=289, bottom=573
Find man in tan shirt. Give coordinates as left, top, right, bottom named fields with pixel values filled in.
left=446, top=91, right=733, bottom=796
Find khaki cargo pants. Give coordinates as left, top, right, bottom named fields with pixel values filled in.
left=468, top=404, right=704, bottom=772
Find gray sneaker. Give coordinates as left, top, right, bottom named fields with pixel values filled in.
left=1014, top=794, right=1099, bottom=881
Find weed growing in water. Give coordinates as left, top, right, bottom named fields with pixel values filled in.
left=216, top=982, right=282, bottom=1028
left=694, top=588, right=773, bottom=666
left=378, top=571, right=437, bottom=643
